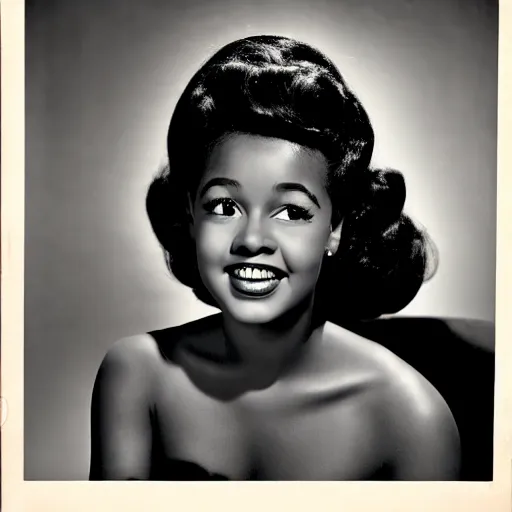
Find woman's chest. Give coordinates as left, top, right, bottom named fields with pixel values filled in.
left=151, top=370, right=385, bottom=480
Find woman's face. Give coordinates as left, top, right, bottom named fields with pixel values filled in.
left=191, top=133, right=340, bottom=325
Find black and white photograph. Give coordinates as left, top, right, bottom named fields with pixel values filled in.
left=21, top=0, right=500, bottom=488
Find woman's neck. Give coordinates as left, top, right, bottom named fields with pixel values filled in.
left=174, top=297, right=327, bottom=400
left=221, top=299, right=321, bottom=389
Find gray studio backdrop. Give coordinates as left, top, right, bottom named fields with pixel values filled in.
left=25, top=0, right=497, bottom=480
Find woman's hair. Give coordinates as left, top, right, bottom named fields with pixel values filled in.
left=146, top=35, right=437, bottom=321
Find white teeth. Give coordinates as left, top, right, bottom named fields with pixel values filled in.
left=232, top=267, right=277, bottom=280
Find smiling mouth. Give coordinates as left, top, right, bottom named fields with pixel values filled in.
left=224, top=264, right=286, bottom=297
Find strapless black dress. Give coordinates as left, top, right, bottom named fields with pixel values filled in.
left=149, top=459, right=230, bottom=481
left=146, top=458, right=394, bottom=481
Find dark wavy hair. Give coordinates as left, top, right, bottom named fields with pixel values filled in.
left=146, top=35, right=437, bottom=321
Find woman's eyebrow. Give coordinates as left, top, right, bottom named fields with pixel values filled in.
left=199, top=177, right=240, bottom=198
left=274, top=182, right=320, bottom=208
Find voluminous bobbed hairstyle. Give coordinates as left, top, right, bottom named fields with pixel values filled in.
left=147, top=35, right=437, bottom=321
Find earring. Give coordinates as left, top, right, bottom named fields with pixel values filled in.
left=325, top=249, right=333, bottom=257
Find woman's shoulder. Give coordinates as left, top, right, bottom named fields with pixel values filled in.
left=324, top=321, right=458, bottom=429
left=329, top=326, right=460, bottom=480
left=102, top=333, right=162, bottom=367
left=98, top=314, right=224, bottom=374
left=93, top=335, right=164, bottom=396
left=324, top=321, right=460, bottom=477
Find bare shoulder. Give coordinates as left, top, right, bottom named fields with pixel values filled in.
left=323, top=322, right=460, bottom=479
left=100, top=334, right=163, bottom=371
left=324, top=321, right=457, bottom=426
left=90, top=334, right=172, bottom=480
left=94, top=326, right=187, bottom=397
left=93, top=334, right=165, bottom=406
left=99, top=314, right=220, bottom=370
left=95, top=314, right=223, bottom=392
left=375, top=351, right=461, bottom=479
left=325, top=321, right=445, bottom=392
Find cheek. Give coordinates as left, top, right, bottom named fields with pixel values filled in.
left=194, top=221, right=235, bottom=266
left=280, top=225, right=330, bottom=272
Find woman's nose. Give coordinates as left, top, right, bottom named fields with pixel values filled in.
left=230, top=216, right=277, bottom=256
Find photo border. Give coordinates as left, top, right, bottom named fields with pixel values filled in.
left=2, top=0, right=511, bottom=510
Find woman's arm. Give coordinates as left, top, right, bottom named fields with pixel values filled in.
left=89, top=336, right=156, bottom=480
left=382, top=374, right=461, bottom=481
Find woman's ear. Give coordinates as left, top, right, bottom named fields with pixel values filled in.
left=326, top=219, right=343, bottom=256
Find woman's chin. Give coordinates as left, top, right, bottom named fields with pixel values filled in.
left=223, top=295, right=312, bottom=326
left=218, top=291, right=291, bottom=325
left=207, top=276, right=310, bottom=325
left=222, top=301, right=284, bottom=325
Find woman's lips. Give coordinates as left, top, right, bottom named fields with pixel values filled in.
left=224, top=263, right=286, bottom=297
left=228, top=275, right=281, bottom=297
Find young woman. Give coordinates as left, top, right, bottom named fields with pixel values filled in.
left=89, top=35, right=460, bottom=481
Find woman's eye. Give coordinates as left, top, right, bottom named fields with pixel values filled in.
left=204, top=198, right=241, bottom=218
left=274, top=205, right=313, bottom=222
